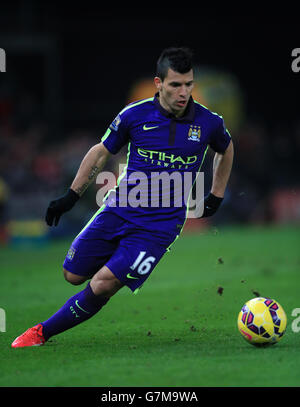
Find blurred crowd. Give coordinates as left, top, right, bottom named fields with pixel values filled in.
left=0, top=95, right=299, bottom=244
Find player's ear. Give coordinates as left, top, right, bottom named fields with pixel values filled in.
left=154, top=76, right=162, bottom=91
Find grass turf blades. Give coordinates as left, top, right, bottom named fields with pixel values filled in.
left=0, top=225, right=299, bottom=387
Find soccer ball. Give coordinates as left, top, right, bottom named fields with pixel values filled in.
left=237, top=297, right=287, bottom=347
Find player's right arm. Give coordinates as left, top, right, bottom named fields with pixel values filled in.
left=70, top=142, right=110, bottom=197
left=45, top=105, right=130, bottom=227
left=70, top=105, right=131, bottom=197
left=45, top=142, right=111, bottom=227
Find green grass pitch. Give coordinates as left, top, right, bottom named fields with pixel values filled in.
left=0, top=225, right=299, bottom=387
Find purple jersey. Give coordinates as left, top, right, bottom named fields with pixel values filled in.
left=101, top=94, right=231, bottom=236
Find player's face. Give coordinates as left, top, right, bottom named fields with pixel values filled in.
left=154, top=68, right=194, bottom=117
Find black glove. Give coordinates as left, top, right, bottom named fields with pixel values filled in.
left=200, top=193, right=223, bottom=218
left=45, top=188, right=80, bottom=226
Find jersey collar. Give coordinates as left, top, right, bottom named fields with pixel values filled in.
left=153, top=92, right=195, bottom=122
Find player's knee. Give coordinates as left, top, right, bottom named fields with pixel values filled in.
left=91, top=278, right=120, bottom=297
left=90, top=268, right=123, bottom=297
left=63, top=269, right=87, bottom=286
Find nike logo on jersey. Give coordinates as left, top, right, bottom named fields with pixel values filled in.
left=143, top=124, right=159, bottom=131
left=127, top=273, right=140, bottom=280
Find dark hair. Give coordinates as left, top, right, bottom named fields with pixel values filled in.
left=156, top=47, right=194, bottom=81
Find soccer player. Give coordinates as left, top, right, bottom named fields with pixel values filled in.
left=12, top=47, right=233, bottom=347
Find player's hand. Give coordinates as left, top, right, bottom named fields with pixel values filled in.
left=45, top=188, right=80, bottom=226
left=199, top=193, right=223, bottom=218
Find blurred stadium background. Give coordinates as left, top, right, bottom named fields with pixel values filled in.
left=0, top=5, right=299, bottom=247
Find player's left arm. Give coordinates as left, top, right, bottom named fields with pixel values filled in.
left=211, top=139, right=234, bottom=198
left=200, top=140, right=234, bottom=218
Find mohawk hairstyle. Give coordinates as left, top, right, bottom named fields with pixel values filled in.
left=156, top=47, right=194, bottom=81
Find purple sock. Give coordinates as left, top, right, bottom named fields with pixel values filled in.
left=41, top=282, right=109, bottom=340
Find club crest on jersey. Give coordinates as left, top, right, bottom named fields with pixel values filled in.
left=67, top=247, right=76, bottom=261
left=109, top=114, right=121, bottom=131
left=188, top=125, right=201, bottom=142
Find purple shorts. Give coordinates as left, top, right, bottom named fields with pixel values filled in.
left=63, top=209, right=176, bottom=292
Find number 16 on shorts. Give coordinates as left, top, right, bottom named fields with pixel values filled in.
left=130, top=251, right=156, bottom=275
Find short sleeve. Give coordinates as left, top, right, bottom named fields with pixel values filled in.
left=101, top=111, right=130, bottom=154
left=209, top=116, right=231, bottom=154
